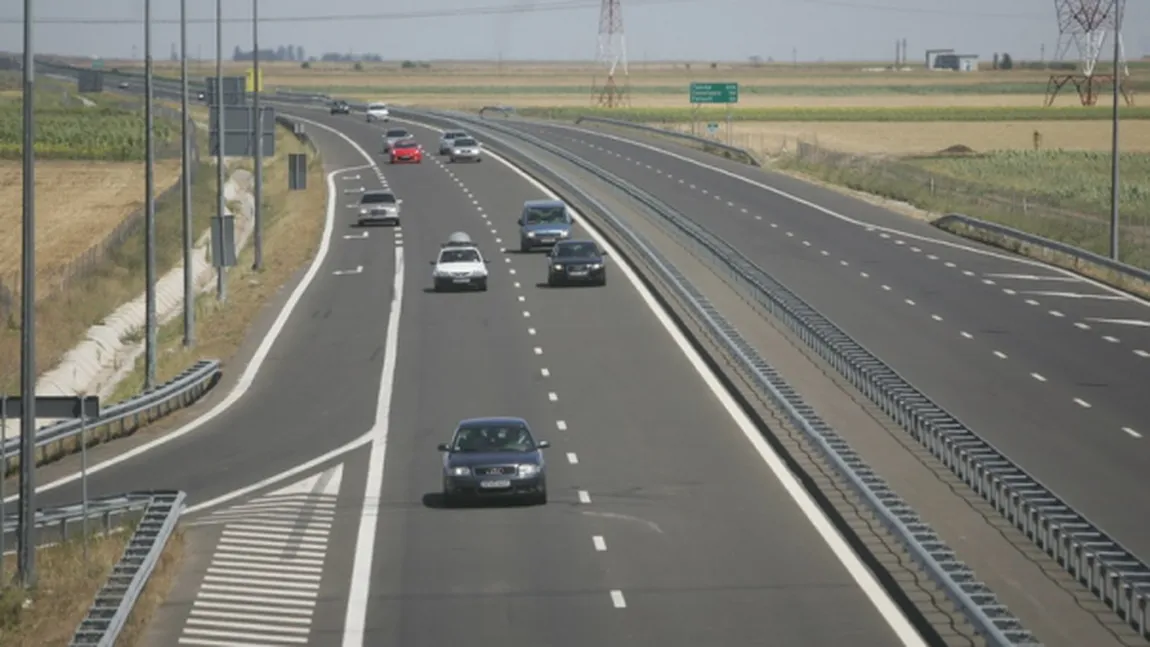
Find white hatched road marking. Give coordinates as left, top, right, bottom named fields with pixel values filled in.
left=177, top=464, right=343, bottom=646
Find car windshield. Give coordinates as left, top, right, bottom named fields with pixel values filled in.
left=385, top=130, right=408, bottom=138
left=439, top=248, right=480, bottom=263
left=368, top=103, right=386, bottom=110
left=554, top=243, right=599, bottom=259
left=454, top=138, right=477, bottom=147
left=445, top=131, right=466, bottom=139
left=523, top=206, right=567, bottom=225
left=395, top=140, right=418, bottom=149
left=361, top=192, right=396, bottom=204
left=451, top=424, right=535, bottom=452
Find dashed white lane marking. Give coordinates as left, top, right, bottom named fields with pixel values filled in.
left=1087, top=317, right=1150, bottom=327
left=993, top=351, right=1007, bottom=359
left=517, top=295, right=526, bottom=302
left=578, top=490, right=591, bottom=503
left=860, top=272, right=869, bottom=278
left=904, top=299, right=915, bottom=306
left=1002, top=288, right=1016, bottom=295
left=178, top=465, right=342, bottom=646
left=1136, top=349, right=1150, bottom=358
left=1050, top=310, right=1065, bottom=317
left=1103, top=335, right=1120, bottom=343
left=982, top=279, right=996, bottom=285
left=514, top=281, right=521, bottom=288
left=1074, top=322, right=1091, bottom=330
left=522, top=309, right=529, bottom=317
left=1023, top=290, right=1127, bottom=300
left=881, top=285, right=891, bottom=291
left=1123, top=427, right=1142, bottom=438
left=960, top=331, right=973, bottom=339
left=1031, top=372, right=1047, bottom=382
left=1073, top=398, right=1092, bottom=408
left=610, top=590, right=627, bottom=608
left=944, top=261, right=956, bottom=268
left=533, top=346, right=542, bottom=355
left=1024, top=299, right=1040, bottom=306
left=556, top=420, right=567, bottom=431
left=540, top=368, right=550, bottom=377
left=931, top=314, right=942, bottom=321
left=592, top=535, right=607, bottom=551
left=548, top=392, right=558, bottom=402
left=566, top=452, right=579, bottom=464
left=528, top=327, right=537, bottom=335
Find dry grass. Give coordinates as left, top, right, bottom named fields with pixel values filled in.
left=0, top=160, right=182, bottom=295
left=0, top=531, right=129, bottom=646
left=108, top=125, right=326, bottom=401
left=116, top=527, right=185, bottom=646
left=716, top=119, right=1150, bottom=156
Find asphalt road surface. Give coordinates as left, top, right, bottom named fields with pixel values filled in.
left=274, top=113, right=926, bottom=646
left=496, top=119, right=1150, bottom=560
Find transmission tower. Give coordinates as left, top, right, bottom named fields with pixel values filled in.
left=1045, top=0, right=1133, bottom=106
left=591, top=0, right=629, bottom=108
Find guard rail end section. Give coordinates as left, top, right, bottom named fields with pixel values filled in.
left=68, top=490, right=187, bottom=647
left=424, top=108, right=1149, bottom=642
left=1, top=359, right=222, bottom=472
left=573, top=115, right=762, bottom=167
left=400, top=107, right=1041, bottom=645
left=934, top=213, right=1150, bottom=297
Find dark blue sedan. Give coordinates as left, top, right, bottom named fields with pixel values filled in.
left=438, top=417, right=550, bottom=506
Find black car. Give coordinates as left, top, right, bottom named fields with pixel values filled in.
left=546, top=239, right=607, bottom=286
left=438, top=417, right=549, bottom=506
left=330, top=100, right=351, bottom=115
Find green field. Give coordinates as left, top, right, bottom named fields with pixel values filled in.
left=0, top=77, right=177, bottom=160
left=514, top=105, right=1150, bottom=122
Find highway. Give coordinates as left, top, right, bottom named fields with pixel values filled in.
left=495, top=119, right=1150, bottom=558
left=288, top=115, right=924, bottom=646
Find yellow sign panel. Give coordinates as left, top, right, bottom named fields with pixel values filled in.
left=245, top=68, right=263, bottom=92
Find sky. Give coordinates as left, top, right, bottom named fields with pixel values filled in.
left=0, top=0, right=1145, bottom=64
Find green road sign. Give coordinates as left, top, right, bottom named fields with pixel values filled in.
left=689, top=82, right=738, bottom=104
left=706, top=122, right=719, bottom=133
left=92, top=59, right=104, bottom=69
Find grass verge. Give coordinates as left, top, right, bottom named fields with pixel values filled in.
left=0, top=531, right=129, bottom=645
left=513, top=105, right=1150, bottom=122
left=0, top=159, right=214, bottom=393
left=108, top=124, right=326, bottom=401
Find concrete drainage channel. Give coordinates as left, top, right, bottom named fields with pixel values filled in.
left=389, top=106, right=1150, bottom=645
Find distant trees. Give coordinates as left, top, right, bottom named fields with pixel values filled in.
left=231, top=45, right=314, bottom=62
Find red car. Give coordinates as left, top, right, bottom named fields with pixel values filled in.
left=390, top=139, right=423, bottom=164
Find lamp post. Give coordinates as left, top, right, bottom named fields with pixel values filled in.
left=180, top=0, right=195, bottom=347
left=144, top=0, right=157, bottom=389
left=252, top=0, right=264, bottom=271
left=1107, top=0, right=1124, bottom=260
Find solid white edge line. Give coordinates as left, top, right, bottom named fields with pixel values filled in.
left=6, top=118, right=378, bottom=502
left=341, top=244, right=404, bottom=647
left=542, top=121, right=1150, bottom=308
left=394, top=117, right=925, bottom=645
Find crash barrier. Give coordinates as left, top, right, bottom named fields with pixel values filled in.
left=1, top=360, right=222, bottom=470
left=391, top=107, right=1042, bottom=645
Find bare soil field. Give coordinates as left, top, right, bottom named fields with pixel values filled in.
left=711, top=119, right=1150, bottom=155
left=0, top=159, right=182, bottom=296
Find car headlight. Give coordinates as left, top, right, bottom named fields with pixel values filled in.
left=552, top=264, right=563, bottom=271
left=588, top=263, right=602, bottom=269
left=359, top=208, right=368, bottom=215
left=526, top=231, right=536, bottom=238
left=517, top=464, right=539, bottom=476
left=559, top=230, right=570, bottom=237
left=447, top=466, right=470, bottom=476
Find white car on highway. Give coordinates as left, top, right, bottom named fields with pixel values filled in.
left=365, top=102, right=390, bottom=122
left=448, top=136, right=482, bottom=163
left=357, top=189, right=402, bottom=226
left=438, top=130, right=469, bottom=155
left=431, top=243, right=489, bottom=291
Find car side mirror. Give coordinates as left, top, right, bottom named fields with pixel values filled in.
left=601, top=250, right=609, bottom=256
left=484, top=259, right=490, bottom=263
left=516, top=218, right=523, bottom=225
left=437, top=443, right=450, bottom=452
left=537, top=440, right=550, bottom=449
left=397, top=199, right=403, bottom=204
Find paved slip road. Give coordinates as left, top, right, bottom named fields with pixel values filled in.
left=498, top=119, right=1150, bottom=558
left=276, top=113, right=924, bottom=646
left=11, top=120, right=393, bottom=512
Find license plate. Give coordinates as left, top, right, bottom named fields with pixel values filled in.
left=568, top=270, right=587, bottom=276
left=452, top=278, right=470, bottom=284
left=539, top=238, right=555, bottom=243
left=480, top=479, right=511, bottom=489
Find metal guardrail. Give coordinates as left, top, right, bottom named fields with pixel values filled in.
left=934, top=213, right=1150, bottom=286
left=2, top=493, right=153, bottom=545
left=2, top=359, right=222, bottom=468
left=70, top=490, right=186, bottom=646
left=572, top=115, right=761, bottom=167
left=415, top=108, right=1150, bottom=641
left=398, top=107, right=1041, bottom=645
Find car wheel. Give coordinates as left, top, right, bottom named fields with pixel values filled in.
left=433, top=279, right=446, bottom=292
left=519, top=240, right=530, bottom=253
left=598, top=275, right=607, bottom=286
left=477, top=278, right=488, bottom=292
left=449, top=156, right=456, bottom=163
left=476, top=158, right=483, bottom=163
left=547, top=275, right=557, bottom=287
left=441, top=490, right=457, bottom=507
left=531, top=488, right=548, bottom=505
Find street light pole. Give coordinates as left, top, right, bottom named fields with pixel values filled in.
left=1107, top=0, right=1123, bottom=260
left=144, top=0, right=157, bottom=390
left=18, top=0, right=38, bottom=588
left=252, top=0, right=264, bottom=271
left=180, top=0, right=195, bottom=347
left=216, top=0, right=227, bottom=301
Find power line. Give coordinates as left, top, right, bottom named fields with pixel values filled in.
left=0, top=0, right=1047, bottom=26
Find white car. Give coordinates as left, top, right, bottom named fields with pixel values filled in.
left=357, top=190, right=402, bottom=226
left=382, top=128, right=411, bottom=153
left=448, top=137, right=482, bottom=163
left=438, top=130, right=469, bottom=155
left=431, top=244, right=489, bottom=291
left=365, top=102, right=390, bottom=122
